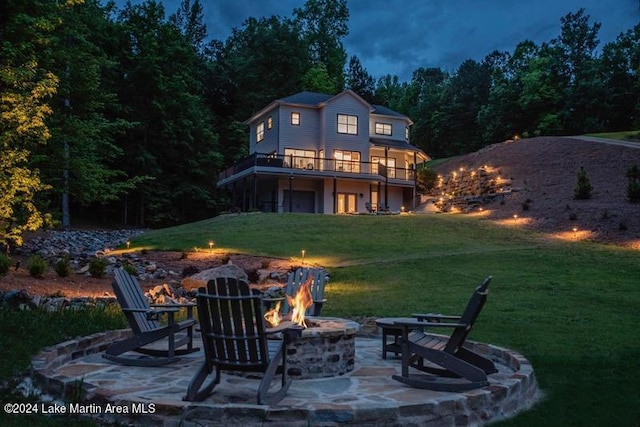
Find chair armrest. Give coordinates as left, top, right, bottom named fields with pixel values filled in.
left=121, top=307, right=179, bottom=314
left=411, top=313, right=461, bottom=322
left=150, top=303, right=196, bottom=309
left=394, top=319, right=467, bottom=329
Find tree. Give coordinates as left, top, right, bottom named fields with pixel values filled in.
left=551, top=9, right=605, bottom=133
left=112, top=0, right=222, bottom=226
left=35, top=0, right=138, bottom=230
left=204, top=15, right=310, bottom=166
left=294, top=0, right=349, bottom=91
left=301, top=63, right=338, bottom=94
left=345, top=55, right=375, bottom=102
left=0, top=0, right=58, bottom=248
left=169, top=0, right=207, bottom=53
left=574, top=166, right=593, bottom=200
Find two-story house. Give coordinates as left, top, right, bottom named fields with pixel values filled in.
left=217, top=90, right=430, bottom=214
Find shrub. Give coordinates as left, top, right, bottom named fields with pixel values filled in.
left=122, top=262, right=137, bottom=276
left=0, top=254, right=11, bottom=276
left=416, top=167, right=439, bottom=195
left=626, top=164, right=640, bottom=203
left=54, top=255, right=71, bottom=277
left=574, top=166, right=592, bottom=200
left=27, top=255, right=47, bottom=278
left=88, top=257, right=108, bottom=278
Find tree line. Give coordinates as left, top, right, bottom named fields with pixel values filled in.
left=1, top=0, right=639, bottom=247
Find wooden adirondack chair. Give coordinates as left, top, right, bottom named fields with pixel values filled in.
left=281, top=267, right=328, bottom=316
left=184, top=277, right=301, bottom=405
left=391, top=276, right=497, bottom=392
left=103, top=268, right=198, bottom=367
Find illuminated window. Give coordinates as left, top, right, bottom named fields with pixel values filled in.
left=371, top=156, right=396, bottom=178
left=405, top=126, right=409, bottom=140
left=375, top=122, right=392, bottom=135
left=267, top=116, right=273, bottom=129
left=256, top=121, right=265, bottom=142
left=337, top=114, right=358, bottom=135
left=291, top=112, right=300, bottom=125
left=284, top=148, right=316, bottom=169
left=334, top=150, right=361, bottom=172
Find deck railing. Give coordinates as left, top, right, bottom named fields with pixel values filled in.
left=218, top=153, right=416, bottom=182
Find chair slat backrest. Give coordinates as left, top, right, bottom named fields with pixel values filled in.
left=444, top=276, right=492, bottom=353
left=282, top=268, right=328, bottom=315
left=197, top=277, right=270, bottom=372
left=112, top=268, right=158, bottom=334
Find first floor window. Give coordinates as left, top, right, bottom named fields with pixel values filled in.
left=257, top=121, right=265, bottom=142
left=337, top=114, right=358, bottom=134
left=371, top=156, right=396, bottom=178
left=334, top=150, right=361, bottom=173
left=291, top=112, right=300, bottom=125
left=284, top=148, right=316, bottom=169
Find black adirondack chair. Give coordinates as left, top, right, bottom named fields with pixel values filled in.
left=281, top=267, right=328, bottom=317
left=184, top=277, right=300, bottom=405
left=392, top=276, right=497, bottom=392
left=103, top=268, right=198, bottom=367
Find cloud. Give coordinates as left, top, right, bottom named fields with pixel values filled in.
left=116, top=0, right=640, bottom=81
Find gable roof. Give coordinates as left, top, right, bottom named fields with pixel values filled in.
left=245, top=89, right=411, bottom=124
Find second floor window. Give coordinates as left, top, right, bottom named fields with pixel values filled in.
left=291, top=112, right=300, bottom=125
left=267, top=116, right=273, bottom=129
left=375, top=122, right=392, bottom=136
left=337, top=114, right=358, bottom=135
left=257, top=122, right=265, bottom=142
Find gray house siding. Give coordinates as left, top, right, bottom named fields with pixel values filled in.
left=278, top=105, right=321, bottom=154
left=369, top=114, right=409, bottom=142
left=249, top=110, right=279, bottom=154
left=322, top=93, right=371, bottom=161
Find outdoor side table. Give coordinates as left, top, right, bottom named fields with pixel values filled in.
left=375, top=317, right=419, bottom=359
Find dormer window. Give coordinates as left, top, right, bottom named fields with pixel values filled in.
left=375, top=122, right=392, bottom=136
left=291, top=112, right=300, bottom=125
left=256, top=121, right=265, bottom=142
left=337, top=114, right=358, bottom=135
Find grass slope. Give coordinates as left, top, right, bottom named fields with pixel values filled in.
left=133, top=213, right=640, bottom=425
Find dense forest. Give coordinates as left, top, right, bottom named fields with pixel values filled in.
left=2, top=0, right=640, bottom=246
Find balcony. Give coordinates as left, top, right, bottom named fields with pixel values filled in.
left=217, top=153, right=416, bottom=184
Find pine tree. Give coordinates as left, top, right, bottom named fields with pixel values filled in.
left=574, top=166, right=593, bottom=200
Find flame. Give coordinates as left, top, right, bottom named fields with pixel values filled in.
left=286, top=279, right=313, bottom=328
left=264, top=301, right=282, bottom=328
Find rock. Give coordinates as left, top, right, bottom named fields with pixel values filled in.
left=181, top=264, right=248, bottom=289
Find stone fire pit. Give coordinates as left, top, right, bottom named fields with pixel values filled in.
left=284, top=317, right=360, bottom=379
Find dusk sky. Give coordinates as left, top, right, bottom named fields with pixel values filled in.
left=117, top=0, right=640, bottom=81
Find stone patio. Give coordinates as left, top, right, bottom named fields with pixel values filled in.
left=30, top=327, right=541, bottom=426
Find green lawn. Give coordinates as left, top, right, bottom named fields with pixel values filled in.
left=586, top=130, right=640, bottom=142
left=2, top=212, right=639, bottom=425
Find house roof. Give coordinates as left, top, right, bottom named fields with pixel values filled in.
left=370, top=137, right=431, bottom=161
left=280, top=91, right=333, bottom=105
left=245, top=90, right=411, bottom=124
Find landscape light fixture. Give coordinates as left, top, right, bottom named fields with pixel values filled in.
left=209, top=241, right=214, bottom=253
left=301, top=249, right=305, bottom=265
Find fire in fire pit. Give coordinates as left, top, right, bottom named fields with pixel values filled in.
left=263, top=279, right=360, bottom=379
left=264, top=278, right=313, bottom=328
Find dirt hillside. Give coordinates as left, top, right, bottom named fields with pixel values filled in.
left=431, top=136, right=640, bottom=248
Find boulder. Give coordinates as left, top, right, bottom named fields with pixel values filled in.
left=181, top=264, right=248, bottom=290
